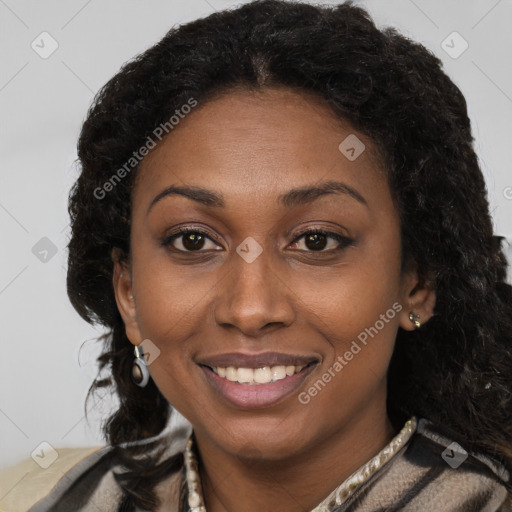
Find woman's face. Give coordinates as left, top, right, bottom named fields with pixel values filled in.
left=114, top=87, right=434, bottom=460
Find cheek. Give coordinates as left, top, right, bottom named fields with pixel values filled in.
left=299, top=233, right=403, bottom=381
left=128, top=248, right=218, bottom=412
left=131, top=247, right=211, bottom=336
left=304, top=248, right=402, bottom=344
left=299, top=282, right=400, bottom=423
left=303, top=280, right=399, bottom=391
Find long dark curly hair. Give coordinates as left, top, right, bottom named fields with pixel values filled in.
left=66, top=0, right=512, bottom=510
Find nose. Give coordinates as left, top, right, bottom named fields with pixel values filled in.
left=213, top=244, right=295, bottom=337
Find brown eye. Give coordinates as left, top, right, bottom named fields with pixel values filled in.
left=162, top=229, right=221, bottom=252
left=304, top=232, right=328, bottom=251
left=289, top=229, right=354, bottom=252
left=182, top=232, right=205, bottom=250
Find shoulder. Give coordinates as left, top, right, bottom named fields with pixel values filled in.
left=342, top=416, right=511, bottom=510
left=0, top=445, right=110, bottom=512
left=399, top=417, right=511, bottom=510
left=0, top=423, right=191, bottom=512
left=413, top=418, right=510, bottom=482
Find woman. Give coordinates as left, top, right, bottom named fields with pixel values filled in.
left=2, top=0, right=512, bottom=510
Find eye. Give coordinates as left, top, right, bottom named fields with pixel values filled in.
left=162, top=227, right=354, bottom=254
left=161, top=228, right=222, bottom=252
left=289, top=228, right=354, bottom=252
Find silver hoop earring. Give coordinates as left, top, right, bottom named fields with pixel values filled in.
left=132, top=345, right=150, bottom=388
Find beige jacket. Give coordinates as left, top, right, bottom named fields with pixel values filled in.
left=0, top=424, right=190, bottom=512
left=0, top=446, right=104, bottom=511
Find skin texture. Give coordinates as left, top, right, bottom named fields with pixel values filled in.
left=113, top=87, right=436, bottom=512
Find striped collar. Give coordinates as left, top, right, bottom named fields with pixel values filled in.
left=183, top=416, right=418, bottom=512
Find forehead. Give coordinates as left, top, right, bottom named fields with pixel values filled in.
left=133, top=87, right=387, bottom=211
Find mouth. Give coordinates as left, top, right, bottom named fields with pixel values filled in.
left=197, top=352, right=319, bottom=408
left=202, top=363, right=314, bottom=385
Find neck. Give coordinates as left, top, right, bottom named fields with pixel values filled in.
left=194, top=404, right=398, bottom=512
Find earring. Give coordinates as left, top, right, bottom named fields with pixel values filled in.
left=131, top=345, right=150, bottom=388
left=409, top=311, right=422, bottom=329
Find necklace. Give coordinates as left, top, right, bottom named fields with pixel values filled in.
left=184, top=436, right=206, bottom=512
left=183, top=417, right=417, bottom=512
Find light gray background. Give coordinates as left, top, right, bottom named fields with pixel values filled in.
left=1, top=0, right=511, bottom=470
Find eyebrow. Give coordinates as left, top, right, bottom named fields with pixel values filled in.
left=146, top=180, right=367, bottom=215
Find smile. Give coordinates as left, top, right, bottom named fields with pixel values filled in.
left=199, top=357, right=318, bottom=408
left=209, top=364, right=306, bottom=384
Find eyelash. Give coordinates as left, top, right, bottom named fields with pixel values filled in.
left=161, top=227, right=354, bottom=254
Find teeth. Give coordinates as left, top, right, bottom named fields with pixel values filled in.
left=212, top=364, right=306, bottom=384
left=254, top=367, right=272, bottom=384
left=271, top=366, right=287, bottom=381
left=226, top=367, right=238, bottom=382
left=285, top=365, right=296, bottom=376
left=237, top=368, right=253, bottom=383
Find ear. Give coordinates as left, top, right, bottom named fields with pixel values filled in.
left=111, top=247, right=142, bottom=345
left=398, top=268, right=436, bottom=332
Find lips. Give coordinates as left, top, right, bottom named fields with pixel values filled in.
left=197, top=351, right=319, bottom=369
left=197, top=351, right=319, bottom=408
